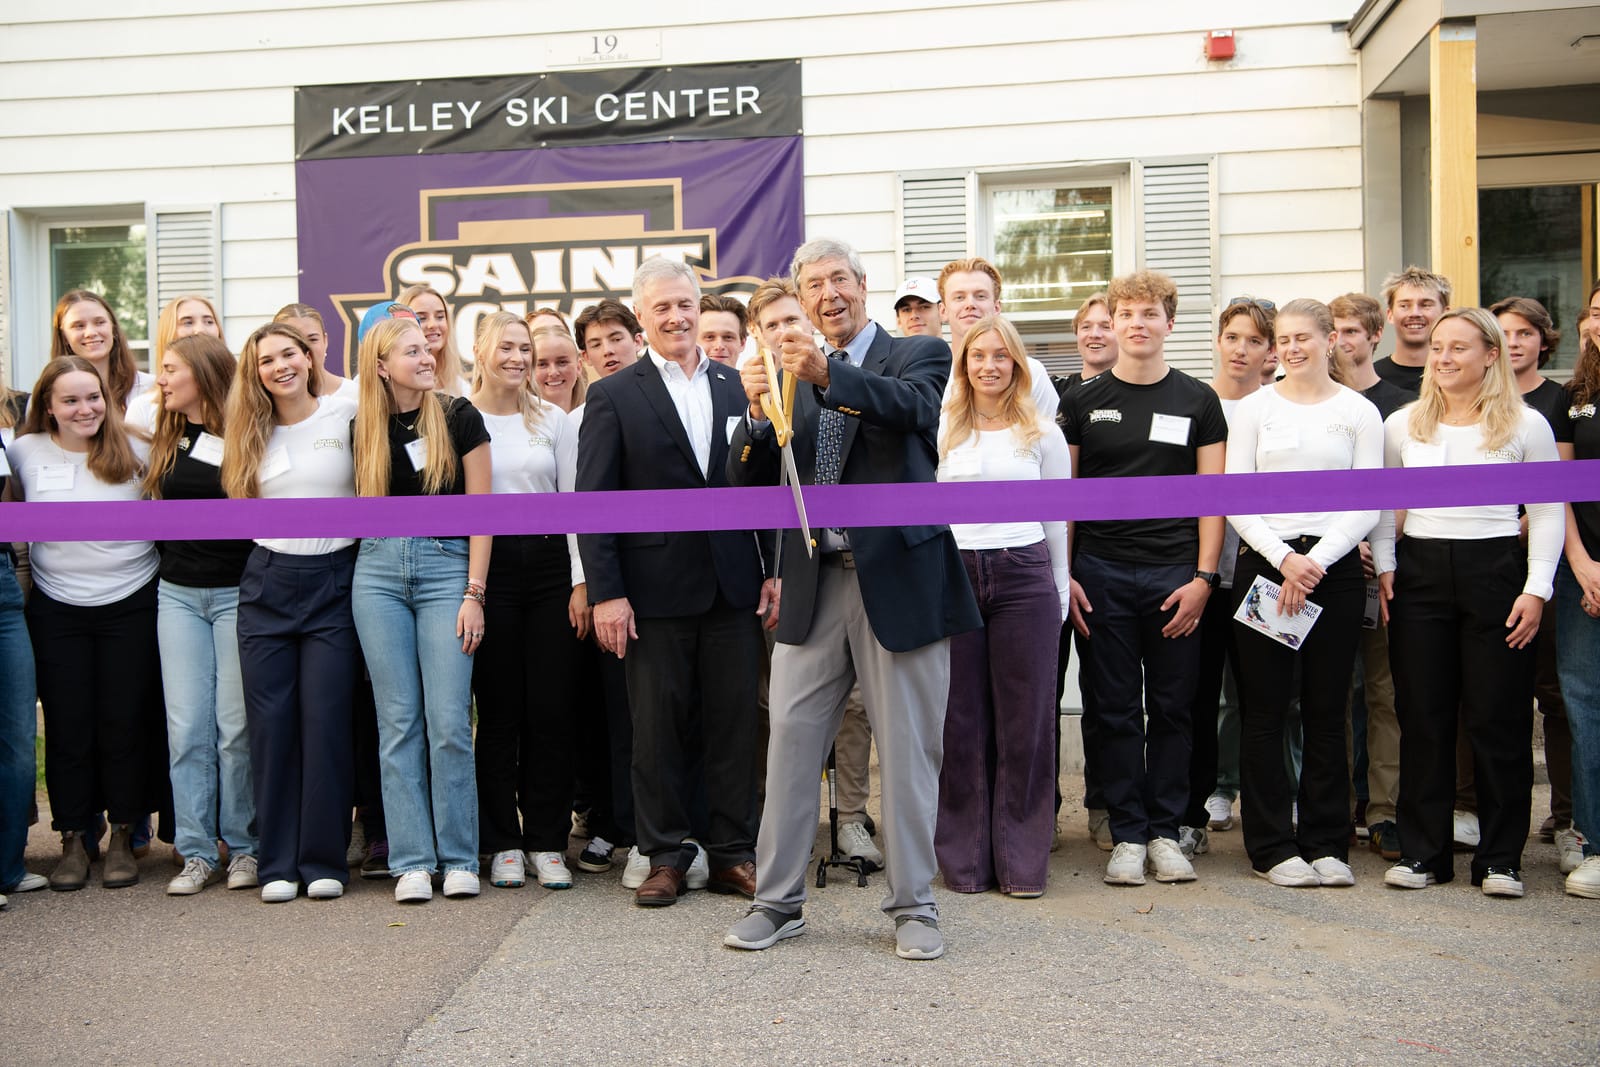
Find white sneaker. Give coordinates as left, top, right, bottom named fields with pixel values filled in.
left=1309, top=856, right=1355, bottom=887
left=443, top=870, right=480, bottom=898
left=1556, top=827, right=1586, bottom=874
left=1481, top=869, right=1524, bottom=898
left=1452, top=810, right=1481, bottom=849
left=531, top=851, right=572, bottom=889
left=1565, top=855, right=1600, bottom=899
left=10, top=872, right=47, bottom=893
left=166, top=856, right=217, bottom=896
left=621, top=846, right=650, bottom=889
left=1087, top=809, right=1113, bottom=851
left=307, top=877, right=343, bottom=899
left=1257, top=856, right=1320, bottom=887
left=260, top=879, right=299, bottom=903
left=1104, top=842, right=1147, bottom=885
left=1204, top=792, right=1235, bottom=831
left=395, top=870, right=432, bottom=903
left=1177, top=825, right=1208, bottom=858
left=685, top=841, right=709, bottom=890
left=226, top=854, right=258, bottom=890
left=837, top=821, right=884, bottom=869
left=490, top=849, right=527, bottom=888
left=1147, top=837, right=1197, bottom=883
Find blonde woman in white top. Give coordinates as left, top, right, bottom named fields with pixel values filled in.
left=1373, top=307, right=1561, bottom=898
left=932, top=314, right=1071, bottom=898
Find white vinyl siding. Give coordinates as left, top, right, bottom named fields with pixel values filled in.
left=0, top=1, right=1362, bottom=367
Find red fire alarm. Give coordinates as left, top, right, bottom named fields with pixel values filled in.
left=1206, top=30, right=1236, bottom=61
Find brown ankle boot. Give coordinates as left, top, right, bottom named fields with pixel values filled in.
left=50, top=831, right=90, bottom=892
left=103, top=824, right=139, bottom=888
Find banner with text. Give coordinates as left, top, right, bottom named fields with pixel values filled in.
left=293, top=61, right=804, bottom=372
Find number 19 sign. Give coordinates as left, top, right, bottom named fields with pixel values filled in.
left=546, top=30, right=663, bottom=67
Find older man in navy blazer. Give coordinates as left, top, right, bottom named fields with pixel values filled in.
left=577, top=256, right=776, bottom=908
left=723, top=237, right=980, bottom=960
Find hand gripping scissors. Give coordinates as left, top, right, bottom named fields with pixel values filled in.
left=758, top=346, right=814, bottom=559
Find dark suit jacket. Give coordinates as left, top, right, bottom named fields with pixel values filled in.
left=577, top=353, right=765, bottom=618
left=727, top=323, right=980, bottom=653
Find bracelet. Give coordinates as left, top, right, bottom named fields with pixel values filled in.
left=463, top=581, right=486, bottom=605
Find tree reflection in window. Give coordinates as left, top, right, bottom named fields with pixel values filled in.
left=991, top=185, right=1113, bottom=317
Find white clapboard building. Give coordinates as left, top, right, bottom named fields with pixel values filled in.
left=3, top=0, right=1597, bottom=390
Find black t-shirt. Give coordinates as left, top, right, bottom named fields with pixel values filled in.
left=1522, top=377, right=1567, bottom=431
left=1362, top=378, right=1414, bottom=422
left=1372, top=356, right=1423, bottom=395
left=385, top=394, right=490, bottom=496
left=1554, top=384, right=1599, bottom=560
left=158, top=422, right=254, bottom=587
left=1059, top=367, right=1229, bottom=564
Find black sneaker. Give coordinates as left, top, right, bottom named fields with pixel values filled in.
left=360, top=840, right=390, bottom=880
left=1368, top=820, right=1402, bottom=861
left=1475, top=866, right=1525, bottom=898
left=576, top=836, right=614, bottom=873
left=1383, top=858, right=1436, bottom=889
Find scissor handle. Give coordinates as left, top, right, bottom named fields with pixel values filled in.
left=759, top=346, right=792, bottom=446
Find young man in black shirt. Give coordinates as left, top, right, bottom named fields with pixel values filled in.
left=1373, top=267, right=1450, bottom=395
left=1060, top=269, right=1227, bottom=886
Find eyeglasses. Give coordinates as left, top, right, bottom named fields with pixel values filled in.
left=1227, top=296, right=1276, bottom=312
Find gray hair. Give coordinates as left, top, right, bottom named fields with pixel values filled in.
left=790, top=238, right=865, bottom=287
left=632, top=256, right=701, bottom=301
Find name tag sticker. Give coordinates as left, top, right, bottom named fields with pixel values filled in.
left=190, top=432, right=225, bottom=467
left=1149, top=413, right=1191, bottom=446
left=260, top=447, right=291, bottom=482
left=35, top=464, right=76, bottom=493
left=1404, top=441, right=1447, bottom=467
left=1260, top=425, right=1299, bottom=452
left=725, top=416, right=742, bottom=445
left=941, top=448, right=983, bottom=481
left=404, top=437, right=428, bottom=472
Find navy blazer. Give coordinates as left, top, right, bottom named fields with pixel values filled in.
left=577, top=353, right=765, bottom=618
left=728, top=324, right=980, bottom=653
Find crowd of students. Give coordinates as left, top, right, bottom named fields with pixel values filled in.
left=0, top=250, right=1595, bottom=936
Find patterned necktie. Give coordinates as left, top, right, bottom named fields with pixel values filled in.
left=813, top=351, right=847, bottom=487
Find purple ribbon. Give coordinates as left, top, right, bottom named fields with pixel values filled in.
left=4, top=461, right=1596, bottom=542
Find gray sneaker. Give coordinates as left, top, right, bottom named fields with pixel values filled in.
left=167, top=856, right=219, bottom=896
left=226, top=854, right=259, bottom=891
left=837, top=821, right=883, bottom=869
left=1178, top=825, right=1209, bottom=858
left=724, top=906, right=805, bottom=950
left=894, top=915, right=944, bottom=960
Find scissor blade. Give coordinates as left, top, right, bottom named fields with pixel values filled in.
left=780, top=443, right=814, bottom=558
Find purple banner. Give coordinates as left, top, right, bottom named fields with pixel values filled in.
left=294, top=136, right=805, bottom=372
left=7, top=462, right=1596, bottom=543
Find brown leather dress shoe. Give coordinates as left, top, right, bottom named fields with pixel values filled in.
left=708, top=860, right=757, bottom=899
left=635, top=865, right=687, bottom=907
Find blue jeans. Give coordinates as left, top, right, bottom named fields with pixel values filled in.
left=158, top=581, right=255, bottom=866
left=0, top=555, right=37, bottom=891
left=352, top=537, right=479, bottom=875
left=1556, top=559, right=1600, bottom=859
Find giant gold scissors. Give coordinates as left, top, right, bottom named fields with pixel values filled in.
left=758, top=345, right=814, bottom=558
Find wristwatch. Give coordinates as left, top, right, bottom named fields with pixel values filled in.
left=1194, top=569, right=1221, bottom=590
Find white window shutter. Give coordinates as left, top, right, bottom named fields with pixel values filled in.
left=145, top=204, right=222, bottom=332
left=1137, top=160, right=1217, bottom=376
left=900, top=174, right=971, bottom=279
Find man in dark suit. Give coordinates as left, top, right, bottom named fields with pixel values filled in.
left=722, top=238, right=980, bottom=960
left=577, top=256, right=776, bottom=908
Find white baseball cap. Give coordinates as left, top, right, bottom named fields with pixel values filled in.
left=893, top=276, right=941, bottom=308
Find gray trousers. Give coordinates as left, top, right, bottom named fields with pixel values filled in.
left=754, top=560, right=950, bottom=921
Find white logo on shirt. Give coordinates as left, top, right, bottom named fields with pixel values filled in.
left=1089, top=409, right=1122, bottom=424
left=1484, top=447, right=1519, bottom=463
left=313, top=438, right=345, bottom=450
left=1571, top=403, right=1596, bottom=420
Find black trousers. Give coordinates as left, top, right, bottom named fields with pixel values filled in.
left=627, top=597, right=761, bottom=871
left=473, top=534, right=584, bottom=854
left=351, top=654, right=385, bottom=842
left=237, top=547, right=358, bottom=886
left=1389, top=536, right=1535, bottom=881
left=1232, top=542, right=1365, bottom=870
left=1185, top=588, right=1241, bottom=828
left=28, top=577, right=160, bottom=831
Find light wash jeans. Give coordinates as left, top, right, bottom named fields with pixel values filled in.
left=158, top=580, right=256, bottom=866
left=0, top=554, right=37, bottom=891
left=352, top=537, right=479, bottom=875
left=1556, top=560, right=1600, bottom=859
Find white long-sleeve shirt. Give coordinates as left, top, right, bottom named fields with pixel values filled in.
left=1371, top=404, right=1562, bottom=600
left=936, top=419, right=1072, bottom=619
left=1225, top=384, right=1384, bottom=570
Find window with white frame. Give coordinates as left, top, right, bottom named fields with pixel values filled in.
left=48, top=221, right=149, bottom=362
left=986, top=181, right=1118, bottom=319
